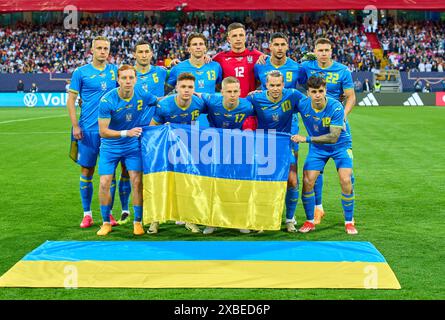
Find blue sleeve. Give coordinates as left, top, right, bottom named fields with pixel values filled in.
left=166, top=66, right=178, bottom=87
left=160, top=67, right=168, bottom=83
left=216, top=64, right=223, bottom=84
left=245, top=93, right=254, bottom=104
left=342, top=69, right=354, bottom=90
left=254, top=64, right=260, bottom=80
left=145, top=92, right=158, bottom=106
left=200, top=93, right=212, bottom=107
left=197, top=97, right=207, bottom=114
left=297, top=64, right=308, bottom=85
left=98, top=98, right=112, bottom=119
left=152, top=105, right=164, bottom=124
left=69, top=69, right=82, bottom=93
left=330, top=102, right=345, bottom=127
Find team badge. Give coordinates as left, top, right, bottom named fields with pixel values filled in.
left=101, top=81, right=107, bottom=91
left=272, top=113, right=279, bottom=122
left=313, top=125, right=319, bottom=132
left=198, top=80, right=205, bottom=88
left=142, top=83, right=149, bottom=92
left=126, top=113, right=133, bottom=122
left=247, top=56, right=253, bottom=64
left=223, top=122, right=230, bottom=128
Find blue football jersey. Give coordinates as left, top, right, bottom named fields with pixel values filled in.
left=298, top=60, right=354, bottom=101
left=69, top=63, right=118, bottom=131
left=247, top=88, right=305, bottom=133
left=98, top=86, right=158, bottom=151
left=167, top=60, right=223, bottom=93
left=254, top=57, right=300, bottom=90
left=136, top=66, right=168, bottom=97
left=296, top=96, right=352, bottom=150
left=201, top=94, right=254, bottom=129
left=153, top=95, right=206, bottom=125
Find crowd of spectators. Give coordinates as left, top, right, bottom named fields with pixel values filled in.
left=377, top=21, right=445, bottom=72
left=0, top=14, right=443, bottom=74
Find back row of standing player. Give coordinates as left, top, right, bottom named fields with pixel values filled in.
left=67, top=22, right=358, bottom=236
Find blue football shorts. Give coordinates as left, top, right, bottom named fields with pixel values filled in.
left=99, top=147, right=142, bottom=175
left=72, top=129, right=101, bottom=168
left=303, top=145, right=353, bottom=172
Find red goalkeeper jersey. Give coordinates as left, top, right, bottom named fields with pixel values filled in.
left=213, top=49, right=263, bottom=97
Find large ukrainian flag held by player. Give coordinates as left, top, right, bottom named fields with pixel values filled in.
left=141, top=124, right=292, bottom=230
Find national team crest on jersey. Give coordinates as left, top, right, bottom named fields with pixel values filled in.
left=247, top=56, right=253, bottom=64
left=222, top=121, right=230, bottom=128
left=142, top=83, right=149, bottom=92
left=101, top=81, right=107, bottom=91
left=272, top=113, right=279, bottom=122
left=126, top=113, right=133, bottom=122
left=198, top=80, right=205, bottom=89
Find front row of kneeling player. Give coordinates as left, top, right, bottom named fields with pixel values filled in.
left=95, top=65, right=357, bottom=237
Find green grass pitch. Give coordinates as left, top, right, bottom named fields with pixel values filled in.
left=0, top=106, right=443, bottom=300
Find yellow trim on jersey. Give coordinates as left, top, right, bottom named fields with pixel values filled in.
left=317, top=60, right=334, bottom=70
left=311, top=98, right=327, bottom=113
left=91, top=63, right=107, bottom=72
left=189, top=59, right=205, bottom=69
left=222, top=99, right=239, bottom=112
left=270, top=57, right=287, bottom=69
left=117, top=89, right=134, bottom=102
left=174, top=96, right=192, bottom=111
left=68, top=89, right=79, bottom=94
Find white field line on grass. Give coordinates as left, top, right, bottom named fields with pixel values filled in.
left=0, top=114, right=66, bottom=125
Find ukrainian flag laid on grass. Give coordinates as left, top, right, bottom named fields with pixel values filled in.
left=141, top=124, right=291, bottom=230
left=0, top=241, right=400, bottom=288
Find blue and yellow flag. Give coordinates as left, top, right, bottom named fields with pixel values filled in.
left=141, top=124, right=292, bottom=230
left=0, top=241, right=401, bottom=289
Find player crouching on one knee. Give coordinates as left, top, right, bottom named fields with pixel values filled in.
left=291, top=76, right=357, bottom=235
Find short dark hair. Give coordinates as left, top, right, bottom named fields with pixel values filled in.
left=177, top=72, right=196, bottom=83
left=270, top=32, right=288, bottom=43
left=307, top=76, right=327, bottom=89
left=227, top=22, right=245, bottom=33
left=134, top=40, right=152, bottom=52
left=187, top=33, right=207, bottom=47
left=314, top=38, right=332, bottom=48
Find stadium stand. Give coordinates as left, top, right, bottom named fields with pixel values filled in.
left=2, top=15, right=443, bottom=75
